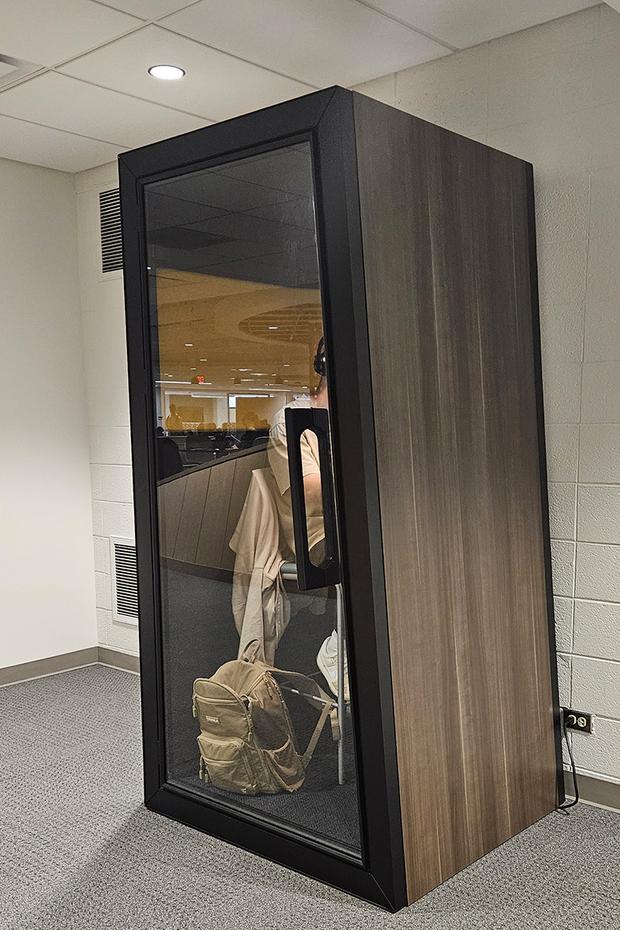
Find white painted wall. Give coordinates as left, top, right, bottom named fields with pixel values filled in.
left=0, top=157, right=97, bottom=667
left=356, top=3, right=620, bottom=784
left=75, top=163, right=138, bottom=657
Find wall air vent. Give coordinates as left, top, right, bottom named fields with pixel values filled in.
left=99, top=187, right=123, bottom=274
left=110, top=537, right=139, bottom=625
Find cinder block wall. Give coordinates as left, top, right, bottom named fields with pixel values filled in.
left=75, top=163, right=138, bottom=657
left=354, top=4, right=620, bottom=785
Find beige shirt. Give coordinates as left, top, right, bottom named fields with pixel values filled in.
left=268, top=396, right=324, bottom=556
left=229, top=467, right=290, bottom=664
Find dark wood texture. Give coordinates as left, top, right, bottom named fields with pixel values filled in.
left=353, top=92, right=558, bottom=903
left=158, top=449, right=267, bottom=571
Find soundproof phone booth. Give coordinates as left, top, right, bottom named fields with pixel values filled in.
left=119, top=87, right=563, bottom=911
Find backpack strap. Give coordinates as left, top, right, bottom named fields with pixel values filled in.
left=242, top=645, right=339, bottom=765
left=301, top=695, right=334, bottom=767
left=269, top=667, right=333, bottom=713
left=244, top=642, right=334, bottom=712
left=241, top=639, right=263, bottom=663
left=268, top=667, right=337, bottom=767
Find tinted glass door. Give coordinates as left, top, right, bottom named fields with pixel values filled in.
left=143, top=142, right=362, bottom=854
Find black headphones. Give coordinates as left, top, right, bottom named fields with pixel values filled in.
left=313, top=335, right=326, bottom=377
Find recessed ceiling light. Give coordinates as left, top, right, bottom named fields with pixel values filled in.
left=268, top=325, right=278, bottom=330
left=199, top=358, right=207, bottom=362
left=184, top=342, right=193, bottom=347
left=148, top=64, right=186, bottom=81
left=190, top=367, right=197, bottom=371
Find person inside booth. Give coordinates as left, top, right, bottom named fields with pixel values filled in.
left=267, top=336, right=348, bottom=701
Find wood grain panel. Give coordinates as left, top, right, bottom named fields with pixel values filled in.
left=353, top=93, right=558, bottom=902
left=196, top=462, right=236, bottom=571
left=173, top=467, right=210, bottom=564
left=158, top=476, right=185, bottom=558
left=221, top=451, right=268, bottom=571
left=192, top=450, right=268, bottom=571
left=159, top=450, right=269, bottom=572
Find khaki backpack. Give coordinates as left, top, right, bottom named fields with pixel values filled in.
left=192, top=646, right=338, bottom=795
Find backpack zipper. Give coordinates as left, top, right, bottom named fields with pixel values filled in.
left=194, top=692, right=254, bottom=741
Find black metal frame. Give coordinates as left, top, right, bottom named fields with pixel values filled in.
left=119, top=87, right=407, bottom=911
left=525, top=164, right=566, bottom=805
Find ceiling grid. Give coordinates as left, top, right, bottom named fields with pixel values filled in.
left=0, top=0, right=599, bottom=171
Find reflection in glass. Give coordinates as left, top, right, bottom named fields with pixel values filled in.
left=144, top=144, right=361, bottom=853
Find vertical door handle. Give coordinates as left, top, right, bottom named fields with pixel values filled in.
left=285, top=406, right=340, bottom=591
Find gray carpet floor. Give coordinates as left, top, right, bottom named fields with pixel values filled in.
left=1, top=665, right=619, bottom=930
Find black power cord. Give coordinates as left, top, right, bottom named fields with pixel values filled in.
left=556, top=708, right=579, bottom=813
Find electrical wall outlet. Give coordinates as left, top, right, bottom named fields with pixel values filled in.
left=563, top=708, right=592, bottom=734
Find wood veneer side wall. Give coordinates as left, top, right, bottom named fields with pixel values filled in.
left=352, top=92, right=558, bottom=903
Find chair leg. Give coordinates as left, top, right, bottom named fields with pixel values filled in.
left=336, top=583, right=345, bottom=786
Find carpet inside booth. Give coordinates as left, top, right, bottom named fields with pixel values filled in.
left=161, top=565, right=361, bottom=852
